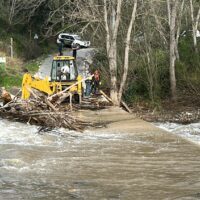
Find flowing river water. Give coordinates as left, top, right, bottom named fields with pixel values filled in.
left=1, top=117, right=200, bottom=200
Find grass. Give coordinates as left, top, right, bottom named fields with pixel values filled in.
left=0, top=57, right=39, bottom=89
left=24, top=61, right=39, bottom=73
left=0, top=64, right=23, bottom=89
left=0, top=75, right=22, bottom=88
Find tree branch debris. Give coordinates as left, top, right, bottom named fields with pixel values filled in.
left=0, top=89, right=105, bottom=132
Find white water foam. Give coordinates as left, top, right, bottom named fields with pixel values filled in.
left=0, top=119, right=68, bottom=147
left=154, top=122, right=200, bottom=145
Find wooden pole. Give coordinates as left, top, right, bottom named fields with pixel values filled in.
left=69, top=93, right=72, bottom=111
left=100, top=90, right=132, bottom=113
left=121, top=100, right=132, bottom=113
left=10, top=37, right=13, bottom=58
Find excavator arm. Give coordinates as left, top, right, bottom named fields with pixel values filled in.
left=21, top=73, right=83, bottom=100
left=21, top=73, right=61, bottom=99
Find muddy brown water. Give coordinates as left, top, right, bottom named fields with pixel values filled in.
left=1, top=108, right=200, bottom=200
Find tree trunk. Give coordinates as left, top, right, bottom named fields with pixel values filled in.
left=109, top=43, right=119, bottom=105
left=194, top=6, right=200, bottom=52
left=103, top=0, right=122, bottom=106
left=175, top=0, right=185, bottom=60
left=190, top=0, right=200, bottom=52
left=190, top=0, right=197, bottom=51
left=118, top=0, right=137, bottom=102
left=169, top=0, right=178, bottom=101
left=167, top=0, right=171, bottom=26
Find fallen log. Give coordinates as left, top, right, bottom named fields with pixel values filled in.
left=99, top=90, right=132, bottom=113
left=99, top=90, right=113, bottom=104
left=44, top=98, right=58, bottom=111
left=121, top=100, right=132, bottom=113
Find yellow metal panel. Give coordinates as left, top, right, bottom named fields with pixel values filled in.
left=77, top=75, right=82, bottom=94
left=21, top=73, right=32, bottom=99
left=53, top=56, right=75, bottom=61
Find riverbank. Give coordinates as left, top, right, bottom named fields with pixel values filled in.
left=131, top=95, right=200, bottom=124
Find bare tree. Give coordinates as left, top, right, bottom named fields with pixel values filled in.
left=104, top=0, right=138, bottom=105
left=8, top=0, right=47, bottom=25
left=151, top=0, right=185, bottom=100
left=103, top=0, right=122, bottom=105
left=9, top=0, right=16, bottom=24
left=151, top=0, right=168, bottom=48
left=189, top=0, right=200, bottom=52
left=167, top=0, right=185, bottom=61
left=175, top=0, right=185, bottom=60
left=138, top=0, right=164, bottom=102
left=168, top=0, right=179, bottom=100
left=118, top=1, right=137, bottom=102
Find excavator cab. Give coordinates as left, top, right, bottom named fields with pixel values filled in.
left=50, top=56, right=78, bottom=82
left=22, top=55, right=83, bottom=101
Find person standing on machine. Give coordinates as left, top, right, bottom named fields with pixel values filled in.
left=71, top=43, right=78, bottom=59
left=57, top=36, right=64, bottom=56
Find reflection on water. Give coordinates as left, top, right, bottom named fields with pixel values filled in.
left=1, top=119, right=200, bottom=200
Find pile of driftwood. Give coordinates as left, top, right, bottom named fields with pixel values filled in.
left=0, top=81, right=131, bottom=131
left=0, top=88, right=94, bottom=131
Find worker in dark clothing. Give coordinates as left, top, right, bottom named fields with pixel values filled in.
left=71, top=43, right=78, bottom=59
left=92, top=69, right=101, bottom=95
left=57, top=37, right=63, bottom=56
left=85, top=70, right=92, bottom=97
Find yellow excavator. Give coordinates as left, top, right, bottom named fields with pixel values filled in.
left=21, top=55, right=83, bottom=101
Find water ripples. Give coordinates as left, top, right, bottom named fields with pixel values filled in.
left=1, top=118, right=200, bottom=199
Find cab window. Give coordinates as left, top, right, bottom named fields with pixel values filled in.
left=51, top=61, right=57, bottom=81
left=51, top=60, right=77, bottom=81
left=69, top=60, right=76, bottom=80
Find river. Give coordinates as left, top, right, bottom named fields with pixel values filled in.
left=1, top=118, right=200, bottom=200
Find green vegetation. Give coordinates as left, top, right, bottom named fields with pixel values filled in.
left=0, top=75, right=22, bottom=88
left=24, top=61, right=39, bottom=73
left=0, top=62, right=22, bottom=89
left=0, top=59, right=39, bottom=89
left=0, top=64, right=22, bottom=88
left=96, top=36, right=200, bottom=106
